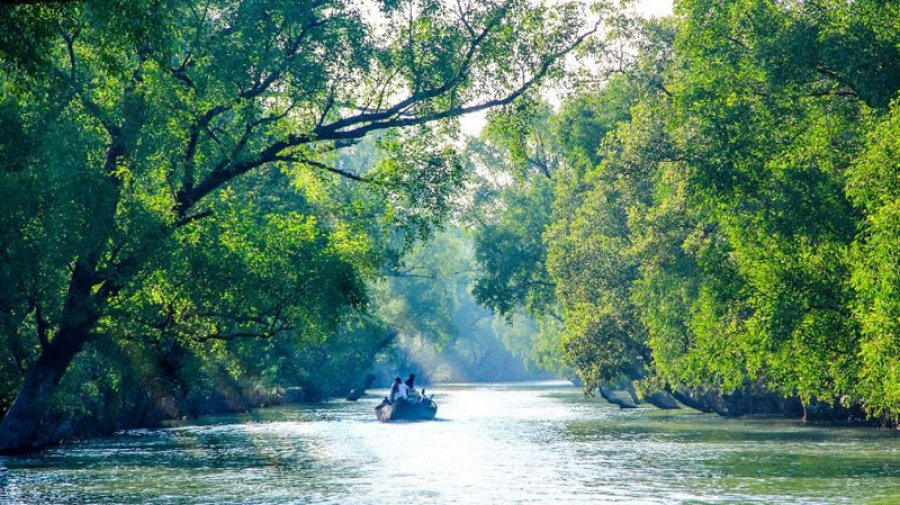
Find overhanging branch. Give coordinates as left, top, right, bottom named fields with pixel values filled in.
left=175, top=15, right=600, bottom=219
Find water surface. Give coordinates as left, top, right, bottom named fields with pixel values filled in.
left=2, top=382, right=899, bottom=504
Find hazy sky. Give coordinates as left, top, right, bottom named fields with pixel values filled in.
left=459, top=0, right=675, bottom=136
left=634, top=0, right=674, bottom=18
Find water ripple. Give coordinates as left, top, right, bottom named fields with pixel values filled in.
left=2, top=382, right=900, bottom=504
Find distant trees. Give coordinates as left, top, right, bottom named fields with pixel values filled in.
left=468, top=58, right=652, bottom=389
left=373, top=227, right=545, bottom=383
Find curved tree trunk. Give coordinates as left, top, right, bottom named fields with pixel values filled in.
left=667, top=387, right=715, bottom=414
left=668, top=387, right=730, bottom=416
left=345, top=373, right=376, bottom=401
left=624, top=381, right=641, bottom=404
left=599, top=385, right=638, bottom=409
left=0, top=260, right=100, bottom=454
left=644, top=391, right=681, bottom=410
left=0, top=328, right=90, bottom=453
left=0, top=135, right=122, bottom=454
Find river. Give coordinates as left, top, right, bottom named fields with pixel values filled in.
left=2, top=382, right=899, bottom=504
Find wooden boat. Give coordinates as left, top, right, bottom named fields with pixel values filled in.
left=375, top=396, right=438, bottom=421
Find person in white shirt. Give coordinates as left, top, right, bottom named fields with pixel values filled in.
left=389, top=377, right=408, bottom=404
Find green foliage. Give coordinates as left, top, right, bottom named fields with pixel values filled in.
left=551, top=75, right=639, bottom=172
left=466, top=1, right=900, bottom=422
left=545, top=95, right=664, bottom=391
left=465, top=103, right=572, bottom=378
left=472, top=176, right=556, bottom=318
left=524, top=0, right=900, bottom=418
left=466, top=67, right=650, bottom=385
left=848, top=100, right=900, bottom=419
left=655, top=0, right=872, bottom=403
left=369, top=128, right=467, bottom=245
left=0, top=0, right=602, bottom=446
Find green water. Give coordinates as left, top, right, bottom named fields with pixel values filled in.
left=2, top=382, right=899, bottom=504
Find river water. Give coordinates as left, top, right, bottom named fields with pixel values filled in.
left=2, top=382, right=900, bottom=504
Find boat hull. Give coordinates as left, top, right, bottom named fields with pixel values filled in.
left=375, top=399, right=438, bottom=421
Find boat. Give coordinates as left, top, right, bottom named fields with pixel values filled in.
left=375, top=395, right=438, bottom=421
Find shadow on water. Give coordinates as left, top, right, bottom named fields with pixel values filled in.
left=567, top=418, right=849, bottom=444
left=716, top=451, right=900, bottom=479
left=383, top=417, right=451, bottom=423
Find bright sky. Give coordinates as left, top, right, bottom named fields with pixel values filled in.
left=633, top=0, right=674, bottom=18
left=459, top=0, right=674, bottom=136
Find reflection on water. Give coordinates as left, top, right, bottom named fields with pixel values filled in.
left=2, top=382, right=900, bottom=504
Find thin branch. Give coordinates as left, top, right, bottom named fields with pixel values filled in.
left=456, top=0, right=476, bottom=38
left=318, top=86, right=337, bottom=127
left=815, top=67, right=862, bottom=101
left=34, top=302, right=50, bottom=348
left=467, top=312, right=492, bottom=330
left=9, top=340, right=28, bottom=375
left=274, top=155, right=370, bottom=183
left=196, top=331, right=275, bottom=342
left=182, top=104, right=230, bottom=190
left=388, top=272, right=436, bottom=280
left=174, top=208, right=213, bottom=228
left=51, top=67, right=121, bottom=140
left=62, top=31, right=78, bottom=81
left=195, top=324, right=294, bottom=343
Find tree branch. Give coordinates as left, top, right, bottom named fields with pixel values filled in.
left=321, top=5, right=507, bottom=133
left=175, top=14, right=599, bottom=218
left=195, top=322, right=294, bottom=343
left=174, top=208, right=214, bottom=228
left=61, top=31, right=78, bottom=81
left=274, top=155, right=370, bottom=183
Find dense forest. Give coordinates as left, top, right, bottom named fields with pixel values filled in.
left=1, top=0, right=899, bottom=454
left=469, top=1, right=900, bottom=423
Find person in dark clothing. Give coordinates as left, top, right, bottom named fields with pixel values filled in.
left=405, top=373, right=416, bottom=390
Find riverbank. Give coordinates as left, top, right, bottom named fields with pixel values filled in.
left=24, top=376, right=897, bottom=455
left=22, top=377, right=371, bottom=453
left=594, top=381, right=895, bottom=429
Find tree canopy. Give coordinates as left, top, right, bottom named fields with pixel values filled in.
left=0, top=0, right=601, bottom=452
left=5, top=0, right=900, bottom=453
left=468, top=0, right=900, bottom=422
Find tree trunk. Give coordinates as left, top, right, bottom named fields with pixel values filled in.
left=644, top=391, right=681, bottom=410
left=624, top=382, right=641, bottom=404
left=667, top=387, right=715, bottom=414
left=0, top=260, right=99, bottom=454
left=0, top=326, right=90, bottom=453
left=345, top=373, right=376, bottom=401
left=599, top=385, right=638, bottom=409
